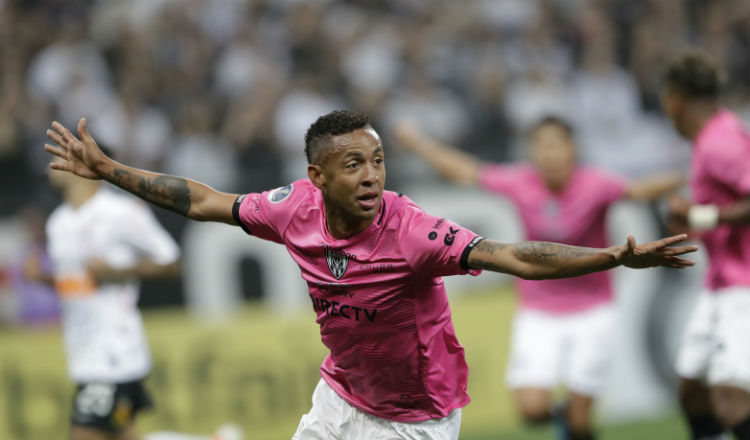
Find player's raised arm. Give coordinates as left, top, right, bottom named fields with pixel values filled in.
left=45, top=118, right=239, bottom=224
left=669, top=194, right=750, bottom=230
left=467, top=234, right=697, bottom=280
left=394, top=123, right=481, bottom=185
left=624, top=172, right=686, bottom=201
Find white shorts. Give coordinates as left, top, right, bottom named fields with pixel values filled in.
left=675, top=287, right=750, bottom=391
left=505, top=304, right=615, bottom=396
left=292, top=379, right=462, bottom=440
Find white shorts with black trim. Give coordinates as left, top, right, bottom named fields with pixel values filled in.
left=675, top=286, right=750, bottom=391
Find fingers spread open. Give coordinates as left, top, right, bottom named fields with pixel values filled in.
left=666, top=256, right=695, bottom=268
left=44, top=143, right=68, bottom=159
left=46, top=129, right=66, bottom=146
left=78, top=117, right=93, bottom=143
left=49, top=161, right=70, bottom=171
left=51, top=121, right=78, bottom=144
left=657, top=234, right=689, bottom=247
left=662, top=245, right=699, bottom=256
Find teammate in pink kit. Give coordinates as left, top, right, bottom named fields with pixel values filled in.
left=661, top=52, right=750, bottom=440
left=45, top=110, right=696, bottom=439
left=396, top=116, right=684, bottom=440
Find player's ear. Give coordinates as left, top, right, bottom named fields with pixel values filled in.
left=308, top=163, right=326, bottom=189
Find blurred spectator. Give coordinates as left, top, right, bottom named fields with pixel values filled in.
left=166, top=98, right=239, bottom=191
left=88, top=75, right=173, bottom=170
left=273, top=74, right=342, bottom=181
left=569, top=9, right=643, bottom=174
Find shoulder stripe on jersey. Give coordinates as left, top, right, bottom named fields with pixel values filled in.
left=377, top=199, right=387, bottom=225
left=460, top=236, right=485, bottom=270
left=232, top=195, right=252, bottom=235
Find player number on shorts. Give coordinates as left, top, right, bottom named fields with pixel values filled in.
left=76, top=383, right=116, bottom=417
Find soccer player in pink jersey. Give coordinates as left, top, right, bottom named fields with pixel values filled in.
left=661, top=52, right=750, bottom=440
left=45, top=110, right=696, bottom=440
left=396, top=116, right=684, bottom=440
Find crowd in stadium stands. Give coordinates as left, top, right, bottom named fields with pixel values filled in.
left=0, top=0, right=748, bottom=318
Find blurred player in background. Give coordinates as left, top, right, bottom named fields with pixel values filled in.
left=395, top=117, right=684, bottom=440
left=44, top=110, right=696, bottom=440
left=25, top=156, right=242, bottom=440
left=661, top=51, right=750, bottom=440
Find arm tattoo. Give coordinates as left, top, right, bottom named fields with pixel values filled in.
left=512, top=241, right=595, bottom=263
left=474, top=239, right=507, bottom=255
left=470, top=240, right=596, bottom=270
left=108, top=168, right=191, bottom=216
left=469, top=239, right=616, bottom=279
left=469, top=240, right=508, bottom=271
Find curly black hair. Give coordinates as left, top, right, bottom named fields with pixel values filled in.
left=664, top=50, right=724, bottom=99
left=304, top=110, right=370, bottom=164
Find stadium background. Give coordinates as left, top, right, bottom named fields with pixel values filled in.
left=0, top=0, right=747, bottom=438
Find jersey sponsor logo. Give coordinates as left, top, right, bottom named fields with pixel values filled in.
left=249, top=194, right=261, bottom=211
left=316, top=281, right=355, bottom=298
left=267, top=184, right=294, bottom=204
left=359, top=263, right=393, bottom=273
left=309, top=294, right=377, bottom=322
left=325, top=247, right=350, bottom=280
left=444, top=227, right=459, bottom=246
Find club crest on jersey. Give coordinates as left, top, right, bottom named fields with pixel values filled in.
left=268, top=184, right=294, bottom=204
left=325, top=247, right=349, bottom=280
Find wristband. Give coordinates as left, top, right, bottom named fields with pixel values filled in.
left=687, top=204, right=719, bottom=230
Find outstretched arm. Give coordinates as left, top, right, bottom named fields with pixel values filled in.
left=45, top=118, right=239, bottom=224
left=467, top=234, right=697, bottom=280
left=394, top=123, right=481, bottom=185
left=625, top=172, right=685, bottom=201
left=669, top=194, right=750, bottom=233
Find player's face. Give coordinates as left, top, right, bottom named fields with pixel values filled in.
left=529, top=124, right=576, bottom=191
left=660, top=86, right=688, bottom=137
left=310, top=126, right=386, bottom=233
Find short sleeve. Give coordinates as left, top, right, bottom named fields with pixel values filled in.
left=399, top=205, right=483, bottom=278
left=703, top=139, right=750, bottom=196
left=119, top=201, right=180, bottom=265
left=232, top=182, right=300, bottom=244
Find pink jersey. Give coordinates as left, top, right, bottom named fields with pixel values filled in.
left=233, top=179, right=483, bottom=422
left=691, top=109, right=750, bottom=291
left=478, top=164, right=626, bottom=313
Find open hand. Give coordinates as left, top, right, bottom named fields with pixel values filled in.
left=615, top=234, right=697, bottom=269
left=45, top=118, right=108, bottom=180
